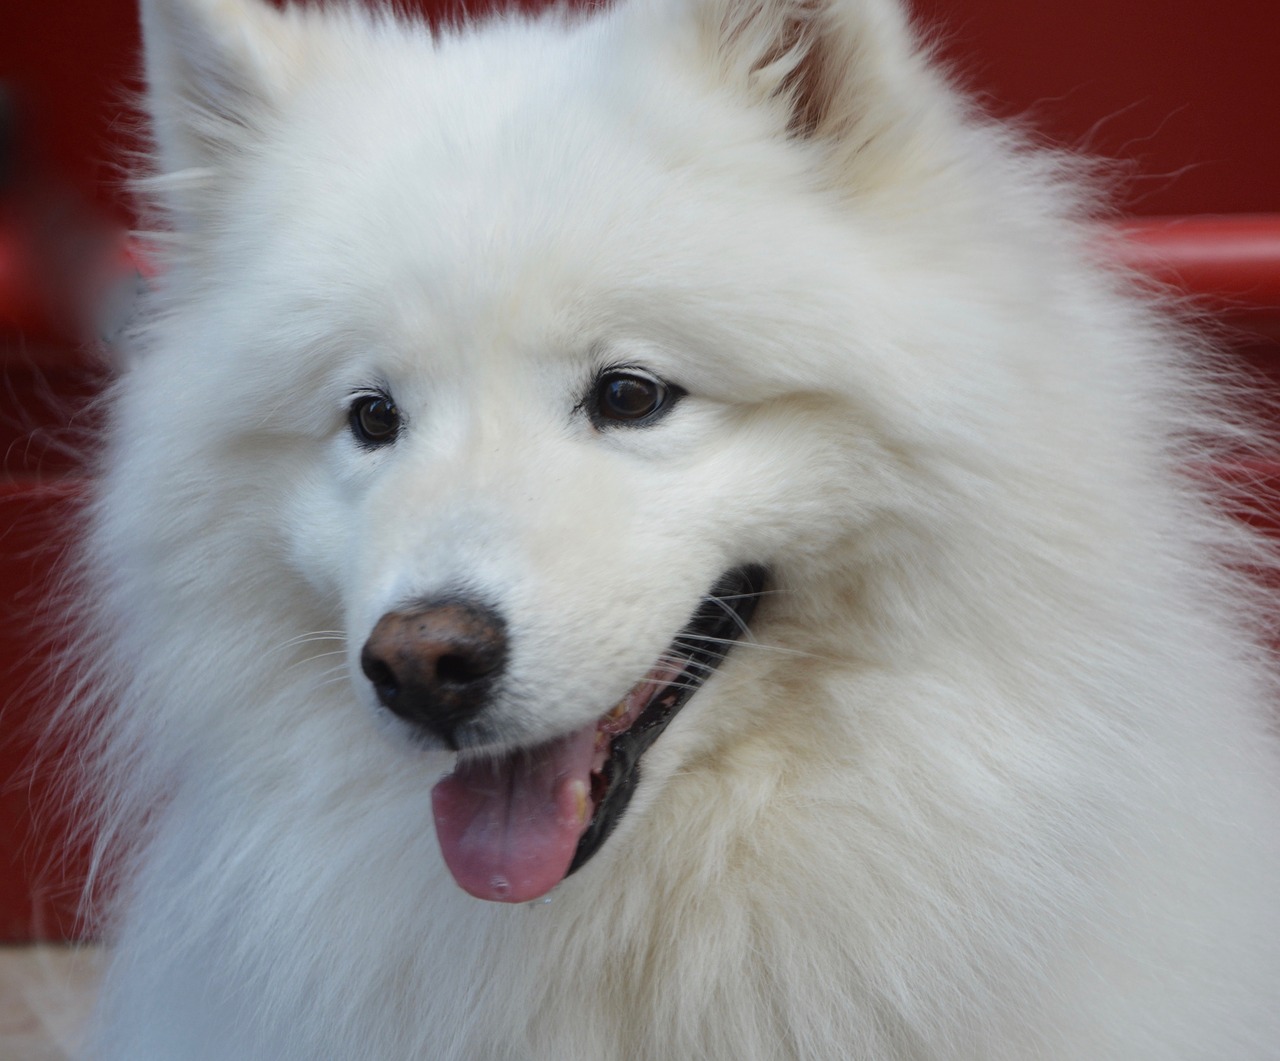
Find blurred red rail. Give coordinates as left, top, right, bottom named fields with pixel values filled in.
left=4, top=214, right=1280, bottom=348
left=1111, top=215, right=1280, bottom=335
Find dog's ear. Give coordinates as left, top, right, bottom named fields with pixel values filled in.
left=680, top=0, right=955, bottom=193
left=139, top=0, right=303, bottom=224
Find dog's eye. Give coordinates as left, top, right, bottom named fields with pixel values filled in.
left=349, top=393, right=401, bottom=446
left=592, top=370, right=681, bottom=427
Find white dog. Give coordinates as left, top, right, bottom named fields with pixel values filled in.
left=77, top=0, right=1280, bottom=1056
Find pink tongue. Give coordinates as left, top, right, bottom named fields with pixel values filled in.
left=431, top=725, right=599, bottom=903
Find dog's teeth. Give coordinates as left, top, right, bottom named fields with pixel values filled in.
left=606, top=702, right=628, bottom=722
left=570, top=780, right=590, bottom=824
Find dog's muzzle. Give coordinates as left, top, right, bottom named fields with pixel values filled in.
left=359, top=565, right=768, bottom=903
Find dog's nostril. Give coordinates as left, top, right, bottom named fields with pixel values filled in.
left=360, top=654, right=399, bottom=702
left=436, top=651, right=493, bottom=685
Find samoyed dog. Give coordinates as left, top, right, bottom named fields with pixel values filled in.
left=76, top=0, right=1280, bottom=1055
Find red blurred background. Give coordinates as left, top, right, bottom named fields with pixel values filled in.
left=3, top=0, right=1279, bottom=940
left=7, top=0, right=1280, bottom=223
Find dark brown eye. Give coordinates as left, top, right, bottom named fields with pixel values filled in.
left=593, top=370, right=680, bottom=426
left=350, top=393, right=400, bottom=446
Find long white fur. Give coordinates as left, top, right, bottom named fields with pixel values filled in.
left=75, top=0, right=1280, bottom=1056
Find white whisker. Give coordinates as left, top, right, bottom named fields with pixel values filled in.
left=267, top=630, right=348, bottom=657
left=675, top=631, right=821, bottom=661
left=703, top=592, right=757, bottom=640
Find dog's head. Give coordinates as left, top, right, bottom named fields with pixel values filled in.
left=124, top=0, right=1054, bottom=902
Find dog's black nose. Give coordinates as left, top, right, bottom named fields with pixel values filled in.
left=360, top=599, right=507, bottom=748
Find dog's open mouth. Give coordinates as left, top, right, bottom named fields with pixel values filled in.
left=430, top=565, right=767, bottom=903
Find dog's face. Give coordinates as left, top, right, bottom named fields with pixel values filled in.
left=128, top=0, right=976, bottom=901
left=250, top=62, right=862, bottom=900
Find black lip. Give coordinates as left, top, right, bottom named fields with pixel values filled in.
left=566, top=564, right=768, bottom=877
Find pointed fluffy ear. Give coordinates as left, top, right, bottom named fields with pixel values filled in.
left=139, top=0, right=303, bottom=220
left=687, top=0, right=954, bottom=192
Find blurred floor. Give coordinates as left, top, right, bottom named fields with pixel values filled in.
left=0, top=946, right=101, bottom=1061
